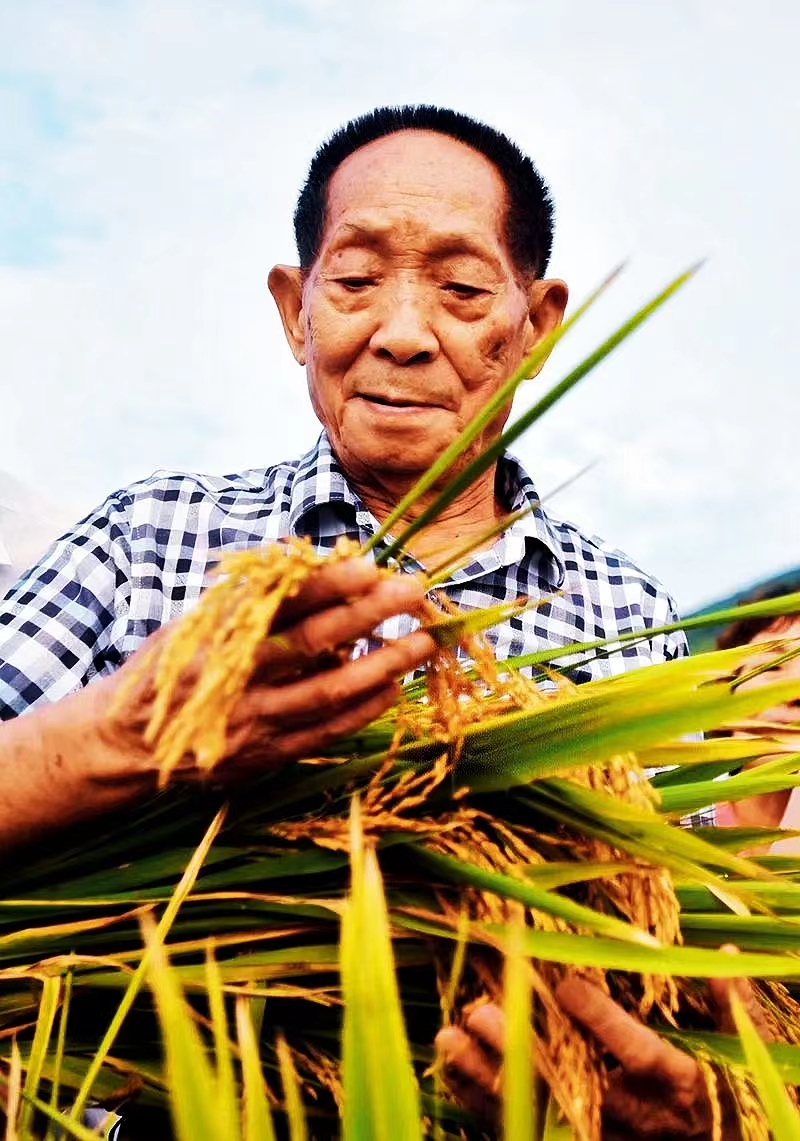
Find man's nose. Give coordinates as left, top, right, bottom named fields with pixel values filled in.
left=369, top=289, right=440, bottom=365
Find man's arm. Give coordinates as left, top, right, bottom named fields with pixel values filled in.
left=0, top=559, right=435, bottom=853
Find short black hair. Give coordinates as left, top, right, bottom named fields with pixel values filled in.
left=293, top=104, right=555, bottom=281
left=716, top=583, right=800, bottom=650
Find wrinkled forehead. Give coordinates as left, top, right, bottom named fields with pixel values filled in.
left=320, top=130, right=511, bottom=256
left=328, top=128, right=506, bottom=186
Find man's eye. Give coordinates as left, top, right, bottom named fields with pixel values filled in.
left=444, top=282, right=486, bottom=299
left=335, top=277, right=376, bottom=290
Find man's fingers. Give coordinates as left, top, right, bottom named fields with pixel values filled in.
left=244, top=630, right=436, bottom=725
left=463, top=1003, right=505, bottom=1059
left=270, top=575, right=428, bottom=662
left=556, top=977, right=696, bottom=1080
left=709, top=945, right=772, bottom=1040
left=273, top=557, right=383, bottom=627
left=709, top=976, right=764, bottom=1037
left=241, top=684, right=399, bottom=768
left=435, top=1026, right=501, bottom=1123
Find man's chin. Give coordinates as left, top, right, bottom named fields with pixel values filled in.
left=352, top=446, right=444, bottom=480
left=336, top=417, right=458, bottom=480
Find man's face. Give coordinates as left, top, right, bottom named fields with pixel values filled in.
left=272, top=130, right=566, bottom=485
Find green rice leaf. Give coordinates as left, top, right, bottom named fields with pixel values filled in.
left=679, top=914, right=800, bottom=952
left=506, top=593, right=800, bottom=674
left=440, top=904, right=470, bottom=1026
left=425, top=504, right=539, bottom=587
left=142, top=916, right=229, bottom=1141
left=522, top=780, right=770, bottom=885
left=44, top=967, right=73, bottom=1141
left=457, top=650, right=800, bottom=794
left=660, top=772, right=800, bottom=819
left=645, top=737, right=798, bottom=786
left=731, top=990, right=799, bottom=1138
left=542, top=1093, right=577, bottom=1141
left=206, top=947, right=238, bottom=1134
left=520, top=861, right=641, bottom=890
left=364, top=269, right=620, bottom=557
left=18, top=974, right=60, bottom=1137
left=68, top=808, right=225, bottom=1122
left=415, top=848, right=660, bottom=945
left=426, top=596, right=544, bottom=647
left=341, top=799, right=422, bottom=1141
left=379, top=266, right=695, bottom=563
left=509, top=928, right=800, bottom=979
left=677, top=879, right=800, bottom=914
left=237, top=996, right=278, bottom=1141
left=394, top=908, right=800, bottom=980
left=503, top=919, right=535, bottom=1141
left=689, top=826, right=800, bottom=853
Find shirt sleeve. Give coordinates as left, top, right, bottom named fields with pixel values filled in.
left=0, top=492, right=133, bottom=719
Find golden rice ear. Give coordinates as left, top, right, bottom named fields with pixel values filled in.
left=130, top=538, right=346, bottom=783
left=9, top=263, right=800, bottom=1141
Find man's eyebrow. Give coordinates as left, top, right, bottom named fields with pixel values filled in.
left=330, top=221, right=392, bottom=246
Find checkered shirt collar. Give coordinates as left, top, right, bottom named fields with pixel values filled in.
left=286, top=432, right=566, bottom=588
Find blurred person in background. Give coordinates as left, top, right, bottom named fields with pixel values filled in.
left=713, top=584, right=800, bottom=854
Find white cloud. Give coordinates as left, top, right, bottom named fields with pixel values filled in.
left=0, top=0, right=797, bottom=611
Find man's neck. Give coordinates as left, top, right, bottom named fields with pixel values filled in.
left=346, top=466, right=505, bottom=567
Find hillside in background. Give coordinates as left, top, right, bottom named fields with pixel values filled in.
left=687, top=566, right=800, bottom=653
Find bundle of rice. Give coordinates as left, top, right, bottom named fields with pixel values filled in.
left=2, top=269, right=800, bottom=1140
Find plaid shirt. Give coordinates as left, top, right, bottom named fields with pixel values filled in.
left=0, top=429, right=689, bottom=702
left=0, top=433, right=714, bottom=824
left=0, top=431, right=688, bottom=714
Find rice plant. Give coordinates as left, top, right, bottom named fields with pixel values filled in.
left=1, top=267, right=800, bottom=1139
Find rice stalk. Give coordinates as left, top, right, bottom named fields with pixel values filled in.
left=3, top=267, right=800, bottom=1138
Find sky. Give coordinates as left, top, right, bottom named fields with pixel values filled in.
left=0, top=0, right=797, bottom=612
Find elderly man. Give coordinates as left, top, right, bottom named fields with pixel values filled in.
left=2, top=105, right=733, bottom=1138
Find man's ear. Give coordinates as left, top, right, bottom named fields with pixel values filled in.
left=268, top=265, right=306, bottom=365
left=523, top=278, right=569, bottom=365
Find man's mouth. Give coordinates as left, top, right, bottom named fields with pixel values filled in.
left=356, top=393, right=441, bottom=410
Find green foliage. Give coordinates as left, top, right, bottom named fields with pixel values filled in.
left=3, top=624, right=800, bottom=1139
left=341, top=800, right=423, bottom=1141
left=503, top=921, right=536, bottom=1141
left=731, top=993, right=799, bottom=1140
left=2, top=267, right=800, bottom=1138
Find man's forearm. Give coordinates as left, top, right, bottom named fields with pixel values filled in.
left=0, top=561, right=436, bottom=855
left=0, top=681, right=158, bottom=854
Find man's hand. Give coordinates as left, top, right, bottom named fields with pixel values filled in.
left=97, top=556, right=436, bottom=781
left=0, top=558, right=435, bottom=850
left=435, top=964, right=767, bottom=1139
left=555, top=976, right=719, bottom=1140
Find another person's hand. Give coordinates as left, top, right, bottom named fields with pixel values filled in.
left=86, top=557, right=436, bottom=783
left=436, top=963, right=767, bottom=1139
